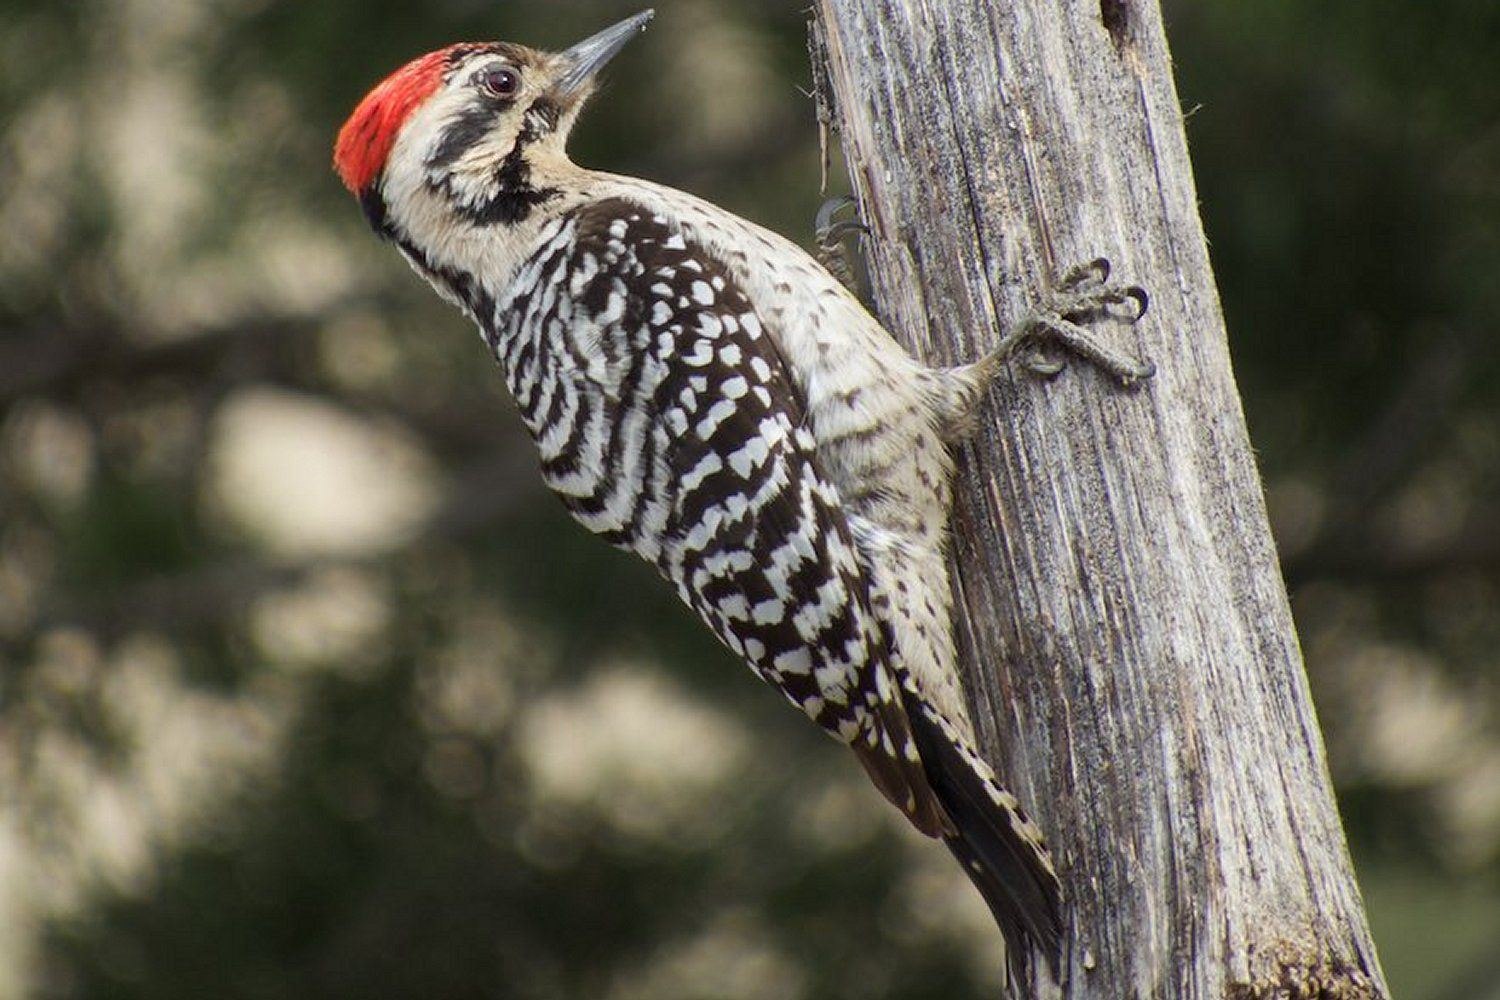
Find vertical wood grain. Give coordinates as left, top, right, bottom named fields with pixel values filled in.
left=811, top=2, right=1390, bottom=996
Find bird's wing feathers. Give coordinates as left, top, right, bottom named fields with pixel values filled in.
left=516, top=197, right=944, bottom=834
left=498, top=195, right=1061, bottom=974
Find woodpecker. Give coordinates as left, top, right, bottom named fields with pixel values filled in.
left=335, top=10, right=1152, bottom=980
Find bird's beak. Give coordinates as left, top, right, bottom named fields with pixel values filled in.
left=553, top=10, right=654, bottom=100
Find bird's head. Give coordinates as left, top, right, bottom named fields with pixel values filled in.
left=334, top=11, right=652, bottom=240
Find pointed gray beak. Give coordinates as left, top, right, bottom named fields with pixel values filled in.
left=554, top=10, right=654, bottom=99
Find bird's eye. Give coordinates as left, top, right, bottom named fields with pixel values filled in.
left=476, top=65, right=521, bottom=98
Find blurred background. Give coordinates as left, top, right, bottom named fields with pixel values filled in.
left=1, top=0, right=1497, bottom=997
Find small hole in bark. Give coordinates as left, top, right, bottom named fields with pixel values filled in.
left=1101, top=0, right=1131, bottom=47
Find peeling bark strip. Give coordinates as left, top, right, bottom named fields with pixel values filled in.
left=809, top=2, right=1390, bottom=998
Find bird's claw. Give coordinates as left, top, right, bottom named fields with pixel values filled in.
left=1060, top=256, right=1111, bottom=288
left=1011, top=256, right=1156, bottom=386
left=815, top=195, right=870, bottom=248
left=815, top=195, right=859, bottom=238
left=1055, top=256, right=1150, bottom=325
left=814, top=195, right=869, bottom=297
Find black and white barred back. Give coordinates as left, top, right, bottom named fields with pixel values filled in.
left=499, top=201, right=913, bottom=748
left=489, top=198, right=1061, bottom=972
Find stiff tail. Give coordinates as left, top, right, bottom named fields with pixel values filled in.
left=901, top=686, right=1063, bottom=980
left=850, top=687, right=949, bottom=839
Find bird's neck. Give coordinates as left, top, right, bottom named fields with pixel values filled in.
left=383, top=159, right=605, bottom=326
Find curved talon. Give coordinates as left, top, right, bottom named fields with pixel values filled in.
left=1061, top=256, right=1110, bottom=290
left=1123, top=285, right=1149, bottom=319
left=1022, top=351, right=1067, bottom=377
left=815, top=195, right=859, bottom=237
left=819, top=219, right=870, bottom=244
left=814, top=196, right=869, bottom=298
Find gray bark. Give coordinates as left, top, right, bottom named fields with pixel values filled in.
left=809, top=2, right=1391, bottom=998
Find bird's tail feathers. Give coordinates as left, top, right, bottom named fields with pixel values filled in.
left=899, top=678, right=1063, bottom=980
left=850, top=683, right=949, bottom=839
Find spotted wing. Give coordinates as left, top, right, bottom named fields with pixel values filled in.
left=496, top=197, right=943, bottom=834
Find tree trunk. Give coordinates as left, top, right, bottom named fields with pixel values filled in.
left=809, top=2, right=1390, bottom=998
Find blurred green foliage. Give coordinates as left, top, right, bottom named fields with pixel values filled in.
left=1, top=1, right=1498, bottom=999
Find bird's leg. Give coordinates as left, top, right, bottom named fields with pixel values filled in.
left=986, top=257, right=1156, bottom=386
left=814, top=195, right=870, bottom=299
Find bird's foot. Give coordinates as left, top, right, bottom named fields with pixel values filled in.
left=1001, top=258, right=1156, bottom=386
left=814, top=195, right=869, bottom=297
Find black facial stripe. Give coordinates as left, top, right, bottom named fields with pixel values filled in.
left=453, top=139, right=559, bottom=225
left=422, top=89, right=569, bottom=227
left=427, top=96, right=517, bottom=170
left=427, top=88, right=556, bottom=173
left=525, top=97, right=561, bottom=136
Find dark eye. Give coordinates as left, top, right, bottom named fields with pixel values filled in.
left=476, top=65, right=520, bottom=98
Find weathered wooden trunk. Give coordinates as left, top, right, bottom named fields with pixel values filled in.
left=810, top=2, right=1390, bottom=997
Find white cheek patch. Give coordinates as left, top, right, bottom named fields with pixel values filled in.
left=386, top=89, right=524, bottom=197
